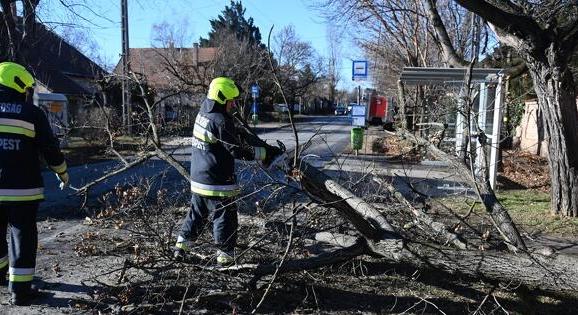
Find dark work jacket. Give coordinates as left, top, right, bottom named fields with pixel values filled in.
left=0, top=88, right=66, bottom=203
left=190, top=98, right=266, bottom=197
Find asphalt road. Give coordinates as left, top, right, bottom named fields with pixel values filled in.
left=39, top=115, right=352, bottom=216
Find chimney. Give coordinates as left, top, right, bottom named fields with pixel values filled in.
left=193, top=43, right=199, bottom=66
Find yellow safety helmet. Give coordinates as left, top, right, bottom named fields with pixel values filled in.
left=207, top=77, right=240, bottom=105
left=0, top=62, right=35, bottom=93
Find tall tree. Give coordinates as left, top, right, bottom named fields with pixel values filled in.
left=199, top=0, right=263, bottom=48
left=195, top=1, right=275, bottom=114
left=441, top=0, right=578, bottom=217
left=326, top=23, right=342, bottom=105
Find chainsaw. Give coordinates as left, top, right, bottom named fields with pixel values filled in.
left=267, top=139, right=289, bottom=172
left=231, top=110, right=289, bottom=173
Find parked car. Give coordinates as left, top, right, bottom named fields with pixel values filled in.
left=347, top=103, right=357, bottom=115
left=274, top=103, right=301, bottom=113
left=334, top=105, right=347, bottom=115
left=273, top=103, right=289, bottom=112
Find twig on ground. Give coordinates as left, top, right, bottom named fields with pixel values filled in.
left=251, top=204, right=297, bottom=313
left=472, top=285, right=497, bottom=315
left=178, top=284, right=190, bottom=315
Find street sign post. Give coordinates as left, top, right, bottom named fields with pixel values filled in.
left=352, top=60, right=368, bottom=81
left=251, top=84, right=260, bottom=98
left=251, top=83, right=260, bottom=125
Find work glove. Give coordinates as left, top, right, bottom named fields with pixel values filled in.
left=56, top=172, right=69, bottom=190
left=263, top=144, right=284, bottom=167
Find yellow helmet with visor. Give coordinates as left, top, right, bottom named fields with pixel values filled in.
left=207, top=77, right=240, bottom=105
left=0, top=62, right=35, bottom=93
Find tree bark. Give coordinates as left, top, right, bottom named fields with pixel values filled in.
left=372, top=239, right=578, bottom=298
left=375, top=177, right=468, bottom=250
left=424, top=0, right=468, bottom=67
left=315, top=233, right=578, bottom=298
left=526, top=53, right=578, bottom=217
left=299, top=161, right=401, bottom=242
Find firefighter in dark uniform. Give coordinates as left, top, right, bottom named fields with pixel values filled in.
left=174, top=77, right=283, bottom=265
left=0, top=62, right=69, bottom=305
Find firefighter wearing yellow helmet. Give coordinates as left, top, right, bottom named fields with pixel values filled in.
left=174, top=77, right=283, bottom=265
left=0, top=62, right=69, bottom=305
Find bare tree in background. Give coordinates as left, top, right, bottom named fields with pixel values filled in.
left=150, top=20, right=213, bottom=98
left=314, top=0, right=481, bottom=127
left=273, top=25, right=323, bottom=108
left=211, top=29, right=272, bottom=117
left=58, top=25, right=111, bottom=69
left=326, top=23, right=342, bottom=106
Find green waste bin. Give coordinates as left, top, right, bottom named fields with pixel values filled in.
left=351, top=127, right=364, bottom=150
left=251, top=113, right=259, bottom=126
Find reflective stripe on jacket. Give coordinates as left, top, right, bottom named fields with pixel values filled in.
left=189, top=98, right=266, bottom=198
left=0, top=89, right=66, bottom=203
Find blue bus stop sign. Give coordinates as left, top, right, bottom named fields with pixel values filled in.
left=251, top=84, right=260, bottom=99
left=352, top=60, right=368, bottom=81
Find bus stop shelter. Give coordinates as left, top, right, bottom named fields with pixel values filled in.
left=399, top=67, right=505, bottom=189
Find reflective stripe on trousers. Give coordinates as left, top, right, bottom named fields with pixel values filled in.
left=9, top=267, right=34, bottom=282
left=254, top=146, right=266, bottom=160
left=190, top=181, right=239, bottom=197
left=0, top=188, right=44, bottom=202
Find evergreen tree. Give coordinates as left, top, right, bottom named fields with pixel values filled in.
left=199, top=1, right=263, bottom=48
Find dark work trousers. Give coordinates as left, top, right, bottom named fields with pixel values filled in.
left=0, top=202, right=38, bottom=294
left=178, top=194, right=238, bottom=252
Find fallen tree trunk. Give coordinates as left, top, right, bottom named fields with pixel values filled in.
left=312, top=232, right=578, bottom=298
left=299, top=161, right=401, bottom=242
left=374, top=239, right=578, bottom=297
left=295, top=159, right=578, bottom=297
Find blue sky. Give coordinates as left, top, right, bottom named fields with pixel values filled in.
left=38, top=0, right=368, bottom=90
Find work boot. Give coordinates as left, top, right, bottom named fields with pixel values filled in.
left=173, top=240, right=194, bottom=261
left=216, top=249, right=235, bottom=266
left=10, top=285, right=39, bottom=306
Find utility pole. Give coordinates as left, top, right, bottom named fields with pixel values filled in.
left=121, top=0, right=131, bottom=134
